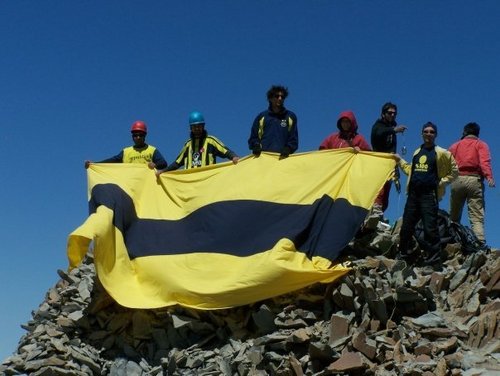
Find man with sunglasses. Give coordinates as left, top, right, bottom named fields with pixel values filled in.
left=396, top=122, right=458, bottom=265
left=84, top=120, right=167, bottom=170
left=248, top=85, right=298, bottom=159
left=370, top=102, right=407, bottom=215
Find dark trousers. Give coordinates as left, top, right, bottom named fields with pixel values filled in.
left=399, top=189, right=441, bottom=257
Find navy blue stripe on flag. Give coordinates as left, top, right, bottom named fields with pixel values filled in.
left=89, top=184, right=367, bottom=262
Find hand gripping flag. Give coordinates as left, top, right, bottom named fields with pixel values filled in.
left=68, top=150, right=396, bottom=309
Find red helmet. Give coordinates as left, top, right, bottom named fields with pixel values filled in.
left=131, top=120, right=147, bottom=134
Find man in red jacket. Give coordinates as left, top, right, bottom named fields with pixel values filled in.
left=449, top=122, right=495, bottom=247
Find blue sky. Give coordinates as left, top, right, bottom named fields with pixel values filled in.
left=1, top=1, right=499, bottom=360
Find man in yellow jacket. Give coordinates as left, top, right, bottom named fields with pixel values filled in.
left=396, top=122, right=458, bottom=265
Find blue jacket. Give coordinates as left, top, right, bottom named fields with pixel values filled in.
left=248, top=108, right=298, bottom=153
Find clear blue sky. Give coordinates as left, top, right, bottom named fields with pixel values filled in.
left=1, top=1, right=499, bottom=360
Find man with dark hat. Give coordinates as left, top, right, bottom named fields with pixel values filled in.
left=396, top=122, right=458, bottom=265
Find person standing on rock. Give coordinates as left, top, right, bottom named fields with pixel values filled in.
left=396, top=122, right=458, bottom=265
left=248, top=85, right=298, bottom=159
left=448, top=122, right=495, bottom=248
left=371, top=102, right=408, bottom=216
left=84, top=120, right=168, bottom=170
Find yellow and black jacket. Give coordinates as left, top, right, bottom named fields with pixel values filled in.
left=168, top=131, right=237, bottom=170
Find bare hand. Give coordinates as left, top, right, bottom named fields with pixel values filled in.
left=232, top=156, right=239, bottom=164
left=487, top=178, right=495, bottom=187
left=147, top=162, right=156, bottom=170
left=395, top=125, right=407, bottom=133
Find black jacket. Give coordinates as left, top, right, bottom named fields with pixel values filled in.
left=371, top=118, right=397, bottom=153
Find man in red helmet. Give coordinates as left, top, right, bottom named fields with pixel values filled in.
left=84, top=121, right=168, bottom=170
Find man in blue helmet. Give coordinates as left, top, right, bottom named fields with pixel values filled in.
left=157, top=111, right=239, bottom=172
left=248, top=85, right=298, bottom=159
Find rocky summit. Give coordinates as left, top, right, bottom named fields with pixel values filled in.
left=1, top=224, right=499, bottom=375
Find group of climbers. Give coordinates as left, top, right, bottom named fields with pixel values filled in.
left=315, top=103, right=494, bottom=264
left=84, top=85, right=495, bottom=265
left=85, top=85, right=297, bottom=171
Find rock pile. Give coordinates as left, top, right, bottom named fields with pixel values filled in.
left=1, top=228, right=499, bottom=375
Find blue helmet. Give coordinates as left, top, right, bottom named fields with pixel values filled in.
left=189, top=111, right=205, bottom=126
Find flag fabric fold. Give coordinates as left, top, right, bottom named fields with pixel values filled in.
left=68, top=150, right=395, bottom=309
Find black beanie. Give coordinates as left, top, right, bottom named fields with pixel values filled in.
left=422, top=122, right=437, bottom=134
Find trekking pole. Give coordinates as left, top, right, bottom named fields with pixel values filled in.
left=397, top=184, right=402, bottom=218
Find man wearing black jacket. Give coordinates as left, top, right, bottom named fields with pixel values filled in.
left=370, top=102, right=407, bottom=215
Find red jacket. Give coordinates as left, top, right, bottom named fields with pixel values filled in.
left=448, top=135, right=494, bottom=180
left=319, top=110, right=371, bottom=151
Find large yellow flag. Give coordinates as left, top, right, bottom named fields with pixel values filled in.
left=68, top=150, right=395, bottom=309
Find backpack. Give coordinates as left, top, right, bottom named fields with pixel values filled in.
left=414, top=209, right=455, bottom=249
left=414, top=209, right=483, bottom=254
left=449, top=221, right=483, bottom=254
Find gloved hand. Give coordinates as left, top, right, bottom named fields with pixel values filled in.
left=252, top=144, right=262, bottom=157
left=279, top=146, right=291, bottom=159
